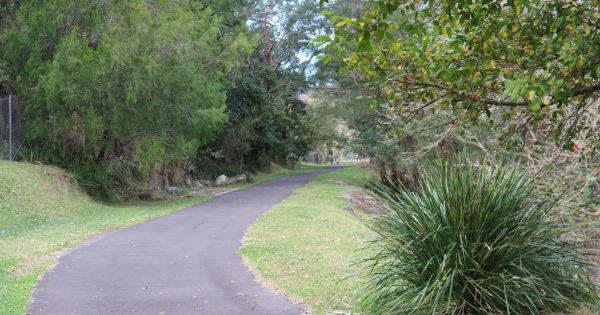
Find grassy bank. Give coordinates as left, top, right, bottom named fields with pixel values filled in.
left=240, top=165, right=375, bottom=314
left=0, top=161, right=211, bottom=314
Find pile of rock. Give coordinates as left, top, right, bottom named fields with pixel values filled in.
left=165, top=186, right=189, bottom=197
left=215, top=174, right=247, bottom=186
left=185, top=178, right=212, bottom=188
left=138, top=174, right=247, bottom=200
left=183, top=174, right=247, bottom=188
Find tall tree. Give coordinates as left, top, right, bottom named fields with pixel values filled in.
left=195, top=0, right=327, bottom=175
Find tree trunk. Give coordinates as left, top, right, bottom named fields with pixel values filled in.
left=161, top=161, right=169, bottom=189
left=351, top=0, right=361, bottom=18
left=377, top=160, right=391, bottom=187
left=239, top=128, right=244, bottom=173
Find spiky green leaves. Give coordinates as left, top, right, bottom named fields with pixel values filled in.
left=361, top=158, right=598, bottom=314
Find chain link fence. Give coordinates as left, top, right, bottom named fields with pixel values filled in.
left=0, top=95, right=24, bottom=160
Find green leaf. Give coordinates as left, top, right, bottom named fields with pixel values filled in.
left=528, top=99, right=542, bottom=111
left=314, top=35, right=331, bottom=43
left=336, top=20, right=348, bottom=27
left=504, top=79, right=526, bottom=101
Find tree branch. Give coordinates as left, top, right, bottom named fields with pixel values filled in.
left=392, top=79, right=528, bottom=106
left=573, top=82, right=600, bottom=96
left=392, top=79, right=600, bottom=107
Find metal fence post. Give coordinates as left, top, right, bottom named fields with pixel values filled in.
left=9, top=94, right=12, bottom=161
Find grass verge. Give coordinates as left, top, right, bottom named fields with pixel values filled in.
left=239, top=165, right=375, bottom=314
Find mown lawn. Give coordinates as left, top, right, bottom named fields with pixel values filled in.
left=0, top=160, right=325, bottom=314
left=240, top=165, right=375, bottom=314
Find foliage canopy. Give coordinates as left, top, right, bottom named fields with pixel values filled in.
left=317, top=0, right=600, bottom=149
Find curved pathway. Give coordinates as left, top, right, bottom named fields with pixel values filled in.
left=28, top=168, right=337, bottom=315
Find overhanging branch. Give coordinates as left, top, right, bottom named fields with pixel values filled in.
left=392, top=79, right=600, bottom=107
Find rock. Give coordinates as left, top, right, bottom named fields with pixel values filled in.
left=215, top=175, right=229, bottom=186
left=185, top=178, right=193, bottom=187
left=215, top=174, right=246, bottom=186
left=334, top=180, right=349, bottom=186
left=195, top=180, right=212, bottom=187
left=165, top=186, right=187, bottom=196
left=343, top=206, right=357, bottom=217
left=228, top=174, right=247, bottom=184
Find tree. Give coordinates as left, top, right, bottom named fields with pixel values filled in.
left=317, top=0, right=600, bottom=150
left=195, top=49, right=313, bottom=176
left=1, top=0, right=253, bottom=198
left=194, top=0, right=327, bottom=175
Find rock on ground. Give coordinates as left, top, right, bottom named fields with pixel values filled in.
left=215, top=175, right=229, bottom=186
left=228, top=174, right=247, bottom=184
left=215, top=174, right=246, bottom=186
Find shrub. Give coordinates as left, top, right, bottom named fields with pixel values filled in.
left=361, top=158, right=598, bottom=314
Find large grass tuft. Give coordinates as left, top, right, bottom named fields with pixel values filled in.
left=361, top=158, right=599, bottom=314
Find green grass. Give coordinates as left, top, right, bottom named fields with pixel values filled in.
left=239, top=165, right=376, bottom=314
left=0, top=161, right=211, bottom=314
left=313, top=164, right=372, bottom=185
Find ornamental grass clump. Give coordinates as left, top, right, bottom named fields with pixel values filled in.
left=361, top=158, right=598, bottom=314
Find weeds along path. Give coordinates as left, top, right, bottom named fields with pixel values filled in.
left=28, top=167, right=342, bottom=315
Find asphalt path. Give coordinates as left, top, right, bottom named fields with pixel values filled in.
left=28, top=168, right=339, bottom=315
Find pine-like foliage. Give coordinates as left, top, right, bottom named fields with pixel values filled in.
left=361, top=158, right=599, bottom=314
left=0, top=0, right=255, bottom=197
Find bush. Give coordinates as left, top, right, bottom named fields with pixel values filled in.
left=361, top=158, right=598, bottom=314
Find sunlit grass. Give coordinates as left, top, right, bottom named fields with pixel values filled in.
left=314, top=163, right=372, bottom=185
left=240, top=166, right=375, bottom=314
